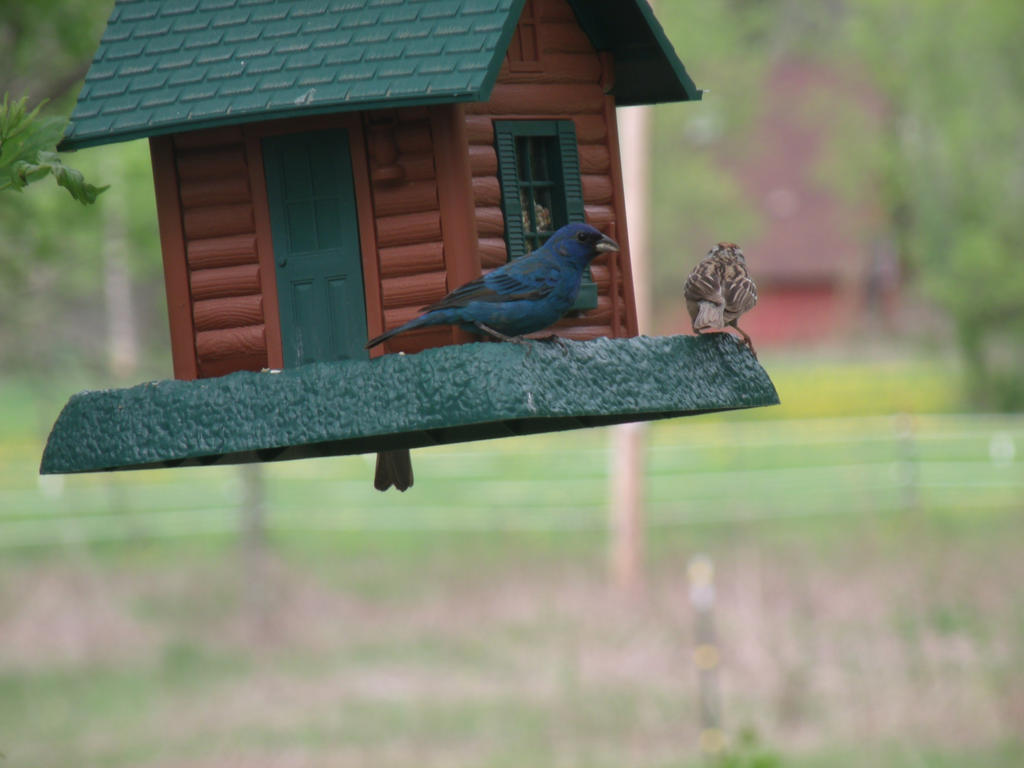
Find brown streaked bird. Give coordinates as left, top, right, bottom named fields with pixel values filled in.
left=683, top=242, right=758, bottom=357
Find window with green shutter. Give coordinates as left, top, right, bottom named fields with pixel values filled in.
left=494, top=120, right=598, bottom=311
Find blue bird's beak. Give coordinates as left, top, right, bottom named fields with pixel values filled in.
left=596, top=234, right=619, bottom=253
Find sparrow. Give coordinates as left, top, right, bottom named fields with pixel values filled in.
left=684, top=242, right=758, bottom=357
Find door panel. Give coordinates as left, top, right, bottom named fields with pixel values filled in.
left=262, top=130, right=368, bottom=368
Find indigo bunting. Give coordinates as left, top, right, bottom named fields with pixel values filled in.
left=684, top=242, right=758, bottom=356
left=367, top=223, right=618, bottom=491
left=366, top=223, right=618, bottom=348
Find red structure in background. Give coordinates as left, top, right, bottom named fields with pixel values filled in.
left=668, top=60, right=899, bottom=348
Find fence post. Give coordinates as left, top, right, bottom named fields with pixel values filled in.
left=240, top=462, right=269, bottom=638
left=894, top=412, right=919, bottom=514
left=688, top=554, right=724, bottom=758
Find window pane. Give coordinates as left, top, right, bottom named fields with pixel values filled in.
left=496, top=122, right=577, bottom=260
left=516, top=137, right=531, bottom=181
left=514, top=136, right=557, bottom=251
left=530, top=141, right=549, bottom=180
left=520, top=188, right=534, bottom=232
left=533, top=187, right=553, bottom=233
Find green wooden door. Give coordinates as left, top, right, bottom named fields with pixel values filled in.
left=263, top=130, right=368, bottom=368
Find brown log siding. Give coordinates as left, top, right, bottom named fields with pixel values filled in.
left=362, top=108, right=452, bottom=353
left=464, top=0, right=638, bottom=340
left=154, top=128, right=270, bottom=379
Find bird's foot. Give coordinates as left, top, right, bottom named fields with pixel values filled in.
left=474, top=321, right=530, bottom=346
left=733, top=334, right=757, bottom=360
left=536, top=334, right=570, bottom=354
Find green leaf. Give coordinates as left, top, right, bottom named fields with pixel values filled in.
left=0, top=92, right=108, bottom=204
left=11, top=152, right=109, bottom=204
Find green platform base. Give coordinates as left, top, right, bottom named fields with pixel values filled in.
left=40, top=334, right=779, bottom=474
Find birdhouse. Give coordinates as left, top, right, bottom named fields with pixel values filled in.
left=41, top=0, right=778, bottom=475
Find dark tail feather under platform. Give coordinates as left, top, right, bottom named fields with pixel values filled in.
left=374, top=449, right=414, bottom=492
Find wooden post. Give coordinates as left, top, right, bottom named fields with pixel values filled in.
left=149, top=135, right=198, bottom=380
left=609, top=420, right=646, bottom=592
left=244, top=131, right=285, bottom=370
left=688, top=554, right=725, bottom=757
left=609, top=104, right=650, bottom=593
left=895, top=412, right=920, bottom=514
left=240, top=462, right=269, bottom=639
left=431, top=103, right=481, bottom=346
left=102, top=148, right=139, bottom=380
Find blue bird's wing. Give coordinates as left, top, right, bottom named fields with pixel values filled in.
left=423, top=253, right=559, bottom=311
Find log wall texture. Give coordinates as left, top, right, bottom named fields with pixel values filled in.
left=361, top=108, right=454, bottom=353
left=151, top=128, right=273, bottom=380
left=465, top=0, right=638, bottom=340
left=173, top=129, right=270, bottom=378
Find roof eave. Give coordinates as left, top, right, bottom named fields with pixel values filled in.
left=566, top=0, right=702, bottom=106
left=631, top=0, right=702, bottom=103
left=58, top=89, right=486, bottom=152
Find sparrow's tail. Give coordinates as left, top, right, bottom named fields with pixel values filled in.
left=693, top=300, right=725, bottom=332
left=365, top=315, right=431, bottom=349
left=374, top=449, right=414, bottom=492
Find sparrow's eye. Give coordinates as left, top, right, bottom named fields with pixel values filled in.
left=576, top=231, right=587, bottom=242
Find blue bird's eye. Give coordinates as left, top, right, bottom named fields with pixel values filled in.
left=576, top=231, right=587, bottom=242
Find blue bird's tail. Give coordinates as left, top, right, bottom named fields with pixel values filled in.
left=365, top=314, right=433, bottom=349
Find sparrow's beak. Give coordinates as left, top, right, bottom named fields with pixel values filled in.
left=595, top=234, right=619, bottom=253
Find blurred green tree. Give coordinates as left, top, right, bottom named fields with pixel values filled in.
left=0, top=0, right=109, bottom=104
left=647, top=0, right=847, bottom=325
left=842, top=0, right=1024, bottom=409
left=654, top=0, right=1024, bottom=409
left=0, top=0, right=166, bottom=381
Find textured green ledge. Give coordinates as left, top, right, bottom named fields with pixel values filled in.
left=40, top=334, right=779, bottom=474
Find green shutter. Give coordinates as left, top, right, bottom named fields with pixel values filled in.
left=556, top=121, right=597, bottom=311
left=495, top=124, right=527, bottom=259
left=558, top=121, right=585, bottom=224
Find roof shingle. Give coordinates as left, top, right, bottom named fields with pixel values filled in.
left=62, top=0, right=520, bottom=149
left=61, top=0, right=700, bottom=150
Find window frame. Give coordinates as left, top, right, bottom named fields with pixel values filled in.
left=493, top=119, right=598, bottom=311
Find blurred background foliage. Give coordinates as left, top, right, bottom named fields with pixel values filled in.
left=1, top=2, right=1023, bottom=767
left=652, top=0, right=1024, bottom=409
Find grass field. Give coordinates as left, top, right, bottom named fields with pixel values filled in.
left=1, top=356, right=1022, bottom=767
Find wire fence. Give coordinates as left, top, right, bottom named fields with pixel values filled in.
left=1, top=413, right=1021, bottom=548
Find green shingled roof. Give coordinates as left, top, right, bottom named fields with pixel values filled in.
left=61, top=0, right=700, bottom=150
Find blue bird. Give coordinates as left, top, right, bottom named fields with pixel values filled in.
left=366, top=223, right=618, bottom=493
left=366, top=222, right=619, bottom=349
